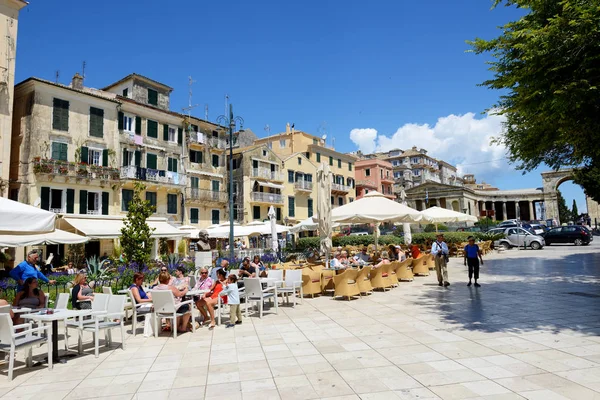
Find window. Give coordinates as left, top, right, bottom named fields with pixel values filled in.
left=262, top=150, right=268, bottom=157
left=190, top=176, right=199, bottom=189
left=288, top=197, right=295, bottom=217
left=394, top=171, right=401, bottom=178
left=122, top=189, right=133, bottom=211
left=212, top=154, right=220, bottom=168
left=145, top=192, right=157, bottom=209
left=122, top=88, right=128, bottom=97
left=338, top=159, right=341, bottom=168
left=88, top=148, right=101, bottom=166
left=148, top=88, right=158, bottom=106
left=276, top=207, right=281, bottom=221
left=51, top=142, right=68, bottom=161
left=288, top=170, right=294, bottom=183
left=279, top=139, right=286, bottom=148
left=86, top=192, right=100, bottom=214
left=122, top=114, right=134, bottom=132
left=329, top=156, right=333, bottom=166
left=89, top=107, right=104, bottom=138
left=305, top=152, right=310, bottom=159
left=313, top=139, right=318, bottom=145
left=338, top=197, right=344, bottom=206
left=392, top=160, right=399, bottom=166
left=212, top=180, right=220, bottom=192
left=189, top=150, right=203, bottom=163
left=349, top=197, right=354, bottom=203
left=413, top=169, right=421, bottom=176
left=316, top=153, right=321, bottom=162
left=168, top=157, right=178, bottom=173
left=147, top=120, right=158, bottom=138
left=331, top=196, right=334, bottom=205
left=147, top=153, right=158, bottom=170
left=348, top=163, right=352, bottom=171
left=253, top=206, right=260, bottom=220
left=412, top=157, right=420, bottom=164
left=308, top=198, right=313, bottom=217
left=298, top=157, right=302, bottom=165
left=365, top=168, right=371, bottom=177
left=190, top=208, right=199, bottom=224
left=48, top=188, right=65, bottom=212
left=211, top=210, right=220, bottom=225
left=52, top=98, right=69, bottom=131
left=167, top=194, right=178, bottom=214
left=382, top=185, right=385, bottom=193
left=168, top=126, right=176, bottom=142
left=380, top=170, right=383, bottom=178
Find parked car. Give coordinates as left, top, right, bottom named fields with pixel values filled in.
left=541, top=226, right=593, bottom=246
left=498, top=220, right=521, bottom=229
left=349, top=232, right=369, bottom=236
left=455, top=226, right=482, bottom=232
left=490, top=227, right=545, bottom=250
left=529, top=224, right=547, bottom=235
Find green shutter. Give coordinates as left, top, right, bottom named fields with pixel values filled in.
left=191, top=177, right=199, bottom=189
left=60, top=143, right=68, bottom=161
left=122, top=148, right=128, bottom=166
left=51, top=143, right=60, bottom=160
left=147, top=154, right=157, bottom=170
left=118, top=111, right=124, bottom=130
left=66, top=189, right=75, bottom=214
left=89, top=107, right=104, bottom=138
left=190, top=208, right=199, bottom=224
left=163, top=124, right=169, bottom=141
left=135, top=116, right=141, bottom=134
left=52, top=98, right=69, bottom=131
left=147, top=120, right=158, bottom=138
left=178, top=128, right=183, bottom=145
left=134, top=150, right=141, bottom=167
left=148, top=89, right=158, bottom=106
left=172, top=158, right=177, bottom=173
left=102, top=192, right=109, bottom=215
left=79, top=190, right=88, bottom=214
left=102, top=149, right=109, bottom=167
left=80, top=146, right=88, bottom=164
left=316, top=153, right=321, bottom=162
left=40, top=187, right=50, bottom=210
left=212, top=180, right=219, bottom=192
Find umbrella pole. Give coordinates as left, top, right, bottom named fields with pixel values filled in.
left=436, top=223, right=438, bottom=234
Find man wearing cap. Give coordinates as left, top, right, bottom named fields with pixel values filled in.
left=464, top=236, right=483, bottom=287
left=394, top=245, right=406, bottom=262
left=9, top=250, right=56, bottom=291
left=431, top=234, right=450, bottom=287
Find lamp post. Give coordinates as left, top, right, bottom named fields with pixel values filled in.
left=217, top=104, right=244, bottom=262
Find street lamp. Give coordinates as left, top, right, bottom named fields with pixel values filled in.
left=217, top=104, right=244, bottom=262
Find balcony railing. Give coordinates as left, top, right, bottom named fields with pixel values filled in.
left=32, top=158, right=120, bottom=181
left=87, top=210, right=101, bottom=215
left=188, top=132, right=227, bottom=149
left=186, top=188, right=228, bottom=203
left=49, top=207, right=65, bottom=214
left=250, top=192, right=284, bottom=204
left=120, top=166, right=187, bottom=186
left=294, top=181, right=313, bottom=191
left=331, top=183, right=351, bottom=192
left=251, top=168, right=283, bottom=181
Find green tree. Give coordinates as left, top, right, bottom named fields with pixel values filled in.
left=572, top=199, right=579, bottom=219
left=557, top=190, right=572, bottom=224
left=469, top=0, right=600, bottom=201
left=120, top=182, right=155, bottom=269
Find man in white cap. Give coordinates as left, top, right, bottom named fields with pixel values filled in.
left=431, top=233, right=450, bottom=287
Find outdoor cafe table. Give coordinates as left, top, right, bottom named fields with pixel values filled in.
left=21, top=309, right=92, bottom=363
left=186, top=289, right=208, bottom=297
left=11, top=306, right=33, bottom=314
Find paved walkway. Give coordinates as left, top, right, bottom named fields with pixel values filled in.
left=2, top=242, right=600, bottom=400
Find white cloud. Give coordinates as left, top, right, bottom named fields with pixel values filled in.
left=349, top=112, right=510, bottom=181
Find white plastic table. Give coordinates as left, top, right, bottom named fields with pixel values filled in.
left=186, top=289, right=208, bottom=297
left=11, top=307, right=33, bottom=314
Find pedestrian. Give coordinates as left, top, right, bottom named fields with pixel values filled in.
left=9, top=250, right=56, bottom=291
left=220, top=274, right=242, bottom=327
left=464, top=236, right=483, bottom=287
left=431, top=233, right=450, bottom=287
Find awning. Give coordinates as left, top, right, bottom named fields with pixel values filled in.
left=59, top=216, right=186, bottom=239
left=0, top=197, right=56, bottom=234
left=0, top=229, right=89, bottom=247
left=190, top=170, right=224, bottom=178
left=253, top=181, right=284, bottom=190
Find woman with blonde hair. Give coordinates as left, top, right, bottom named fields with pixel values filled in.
left=71, top=273, right=94, bottom=309
left=374, top=251, right=391, bottom=268
left=154, top=271, right=190, bottom=333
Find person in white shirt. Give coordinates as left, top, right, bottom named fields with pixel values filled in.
left=220, top=274, right=242, bottom=327
left=431, top=233, right=450, bottom=287
left=329, top=252, right=343, bottom=269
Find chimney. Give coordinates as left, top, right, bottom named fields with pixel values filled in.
left=72, top=73, right=84, bottom=90
left=285, top=123, right=291, bottom=134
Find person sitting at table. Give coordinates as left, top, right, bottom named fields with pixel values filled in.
left=357, top=247, right=370, bottom=263
left=171, top=266, right=189, bottom=289
left=339, top=251, right=349, bottom=265
left=329, top=252, right=343, bottom=269
left=71, top=273, right=94, bottom=310
left=393, top=245, right=406, bottom=262
left=196, top=268, right=226, bottom=329
left=411, top=244, right=421, bottom=259
left=130, top=272, right=152, bottom=304
left=13, top=278, right=46, bottom=324
left=155, top=271, right=190, bottom=333
left=193, top=267, right=213, bottom=291
left=250, top=255, right=266, bottom=274
left=374, top=251, right=391, bottom=268
left=151, top=266, right=173, bottom=287
left=238, top=257, right=256, bottom=279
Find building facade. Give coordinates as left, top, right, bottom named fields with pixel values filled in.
left=0, top=0, right=26, bottom=197
left=354, top=158, right=394, bottom=200
left=282, top=152, right=317, bottom=225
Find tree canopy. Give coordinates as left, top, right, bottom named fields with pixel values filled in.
left=469, top=0, right=600, bottom=201
left=120, top=182, right=155, bottom=269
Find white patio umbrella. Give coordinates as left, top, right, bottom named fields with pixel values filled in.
left=420, top=206, right=478, bottom=233
left=316, top=163, right=333, bottom=266
left=267, top=206, right=278, bottom=253
left=400, top=187, right=412, bottom=245
left=0, top=197, right=56, bottom=234
left=332, top=191, right=422, bottom=249
left=0, top=229, right=89, bottom=247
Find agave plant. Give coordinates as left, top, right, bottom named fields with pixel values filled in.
left=167, top=253, right=181, bottom=271
left=86, top=255, right=112, bottom=282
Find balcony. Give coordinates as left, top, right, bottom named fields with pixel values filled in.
left=381, top=176, right=395, bottom=184
left=356, top=179, right=376, bottom=188
left=251, top=168, right=283, bottom=182
left=186, top=188, right=228, bottom=203
left=250, top=192, right=284, bottom=204
left=188, top=132, right=227, bottom=149
left=188, top=162, right=225, bottom=176
left=294, top=181, right=313, bottom=192
left=120, top=166, right=187, bottom=186
left=32, top=158, right=120, bottom=182
left=331, top=183, right=351, bottom=193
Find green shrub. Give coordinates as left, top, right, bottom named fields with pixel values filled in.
left=423, top=224, right=448, bottom=232
left=296, top=235, right=401, bottom=250
left=411, top=232, right=504, bottom=245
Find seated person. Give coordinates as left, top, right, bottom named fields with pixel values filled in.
left=196, top=268, right=226, bottom=329
left=250, top=255, right=266, bottom=273
left=411, top=245, right=421, bottom=259
left=193, top=267, right=213, bottom=291
left=388, top=245, right=398, bottom=261
left=339, top=251, right=349, bottom=265
left=394, top=245, right=407, bottom=262
left=13, top=277, right=45, bottom=309
left=66, top=261, right=76, bottom=275
left=329, top=252, right=343, bottom=269
left=151, top=266, right=173, bottom=287
left=130, top=272, right=152, bottom=304
left=154, top=271, right=190, bottom=333
left=71, top=273, right=94, bottom=310
left=356, top=247, right=370, bottom=263
left=374, top=251, right=391, bottom=268
left=171, top=266, right=190, bottom=290
left=238, top=257, right=256, bottom=279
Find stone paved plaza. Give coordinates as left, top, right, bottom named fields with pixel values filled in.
left=2, top=242, right=600, bottom=400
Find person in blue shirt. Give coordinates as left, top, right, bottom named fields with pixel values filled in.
left=463, top=236, right=484, bottom=287
left=9, top=250, right=55, bottom=291
left=431, top=234, right=450, bottom=287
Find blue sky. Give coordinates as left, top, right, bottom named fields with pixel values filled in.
left=14, top=0, right=586, bottom=212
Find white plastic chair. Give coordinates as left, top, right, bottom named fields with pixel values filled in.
left=128, top=290, right=152, bottom=336
left=0, top=314, right=52, bottom=381
left=150, top=290, right=194, bottom=339
left=266, top=269, right=284, bottom=287
left=277, top=270, right=303, bottom=307
left=243, top=278, right=277, bottom=319
left=102, top=287, right=112, bottom=295
left=78, top=295, right=127, bottom=358
left=0, top=305, right=10, bottom=314
left=65, top=293, right=110, bottom=351
left=54, top=293, right=69, bottom=310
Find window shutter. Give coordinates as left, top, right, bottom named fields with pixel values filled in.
left=40, top=187, right=50, bottom=210
left=60, top=143, right=68, bottom=161
left=163, top=124, right=169, bottom=141
left=122, top=148, right=127, bottom=166
left=199, top=151, right=203, bottom=164
left=173, top=159, right=178, bottom=173
left=190, top=208, right=199, bottom=224
left=118, top=111, right=124, bottom=130
left=80, top=146, right=88, bottom=163
left=147, top=120, right=158, bottom=138
left=66, top=189, right=75, bottom=214
left=178, top=128, right=183, bottom=145
left=102, top=192, right=109, bottom=215
left=135, top=116, right=141, bottom=134
left=147, top=154, right=157, bottom=170
left=167, top=157, right=172, bottom=171
left=89, top=107, right=104, bottom=138
left=51, top=143, right=59, bottom=160
left=102, top=149, right=109, bottom=167
left=134, top=150, right=141, bottom=167
left=79, top=190, right=88, bottom=214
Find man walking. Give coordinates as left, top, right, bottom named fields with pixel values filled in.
left=463, top=236, right=484, bottom=287
left=9, top=250, right=56, bottom=291
left=431, top=234, right=450, bottom=287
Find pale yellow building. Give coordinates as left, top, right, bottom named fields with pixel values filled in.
left=282, top=152, right=317, bottom=226
left=0, top=0, right=26, bottom=197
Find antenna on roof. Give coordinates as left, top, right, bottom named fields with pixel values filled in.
left=182, top=76, right=199, bottom=118
left=225, top=94, right=229, bottom=117
left=55, top=70, right=59, bottom=83
left=81, top=61, right=86, bottom=83
left=205, top=104, right=209, bottom=120
left=264, top=124, right=270, bottom=135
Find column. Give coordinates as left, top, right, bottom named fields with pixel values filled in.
left=529, top=200, right=535, bottom=221
left=502, top=202, right=507, bottom=221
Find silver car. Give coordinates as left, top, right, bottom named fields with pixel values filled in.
left=490, top=227, right=545, bottom=250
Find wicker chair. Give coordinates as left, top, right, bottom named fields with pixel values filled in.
left=302, top=267, right=322, bottom=298
left=387, top=262, right=399, bottom=287
left=356, top=267, right=373, bottom=294
left=394, top=259, right=414, bottom=281
left=411, top=255, right=430, bottom=276
left=370, top=266, right=392, bottom=291
left=321, top=269, right=335, bottom=295
left=333, top=269, right=361, bottom=301
left=422, top=254, right=436, bottom=270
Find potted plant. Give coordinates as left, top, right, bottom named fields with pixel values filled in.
left=77, top=165, right=88, bottom=177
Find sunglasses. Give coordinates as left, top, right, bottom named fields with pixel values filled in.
left=201, top=272, right=208, bottom=275
left=161, top=269, right=167, bottom=272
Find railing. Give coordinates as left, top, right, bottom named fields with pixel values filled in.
left=32, top=159, right=120, bottom=181
left=251, top=168, right=283, bottom=181
left=49, top=207, right=65, bottom=214
left=120, top=166, right=186, bottom=185
left=331, top=183, right=351, bottom=192
left=189, top=132, right=227, bottom=149
left=250, top=192, right=284, bottom=204
left=87, top=210, right=101, bottom=215
left=186, top=188, right=228, bottom=203
left=294, top=181, right=313, bottom=191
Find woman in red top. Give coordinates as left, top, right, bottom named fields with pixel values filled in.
left=411, top=245, right=421, bottom=259
left=197, top=268, right=227, bottom=329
